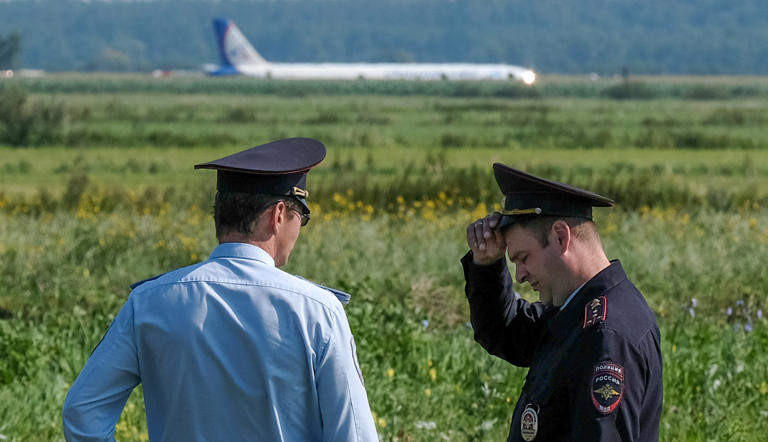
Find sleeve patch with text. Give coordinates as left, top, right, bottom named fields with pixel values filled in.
left=591, top=361, right=624, bottom=415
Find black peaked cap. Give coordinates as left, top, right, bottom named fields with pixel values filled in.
left=194, top=137, right=326, bottom=211
left=493, top=163, right=614, bottom=230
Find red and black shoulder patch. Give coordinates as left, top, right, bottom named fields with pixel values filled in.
left=591, top=361, right=624, bottom=414
left=583, top=296, right=607, bottom=328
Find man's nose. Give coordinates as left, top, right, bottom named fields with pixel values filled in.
left=515, top=265, right=528, bottom=284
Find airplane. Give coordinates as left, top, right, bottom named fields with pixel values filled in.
left=204, top=18, right=536, bottom=84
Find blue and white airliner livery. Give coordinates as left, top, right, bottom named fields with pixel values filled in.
left=205, top=18, right=537, bottom=84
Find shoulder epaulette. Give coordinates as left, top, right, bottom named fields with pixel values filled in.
left=583, top=296, right=607, bottom=328
left=130, top=272, right=167, bottom=290
left=296, top=276, right=351, bottom=305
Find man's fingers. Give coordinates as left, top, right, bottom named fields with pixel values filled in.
left=467, top=214, right=504, bottom=253
left=467, top=222, right=483, bottom=250
left=482, top=215, right=495, bottom=239
left=482, top=213, right=501, bottom=238
left=488, top=212, right=501, bottom=228
left=466, top=224, right=478, bottom=249
left=473, top=222, right=487, bottom=250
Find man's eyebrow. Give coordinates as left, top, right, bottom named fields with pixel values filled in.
left=508, top=250, right=525, bottom=261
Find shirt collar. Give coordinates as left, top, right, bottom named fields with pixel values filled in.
left=560, top=281, right=586, bottom=311
left=546, top=260, right=628, bottom=342
left=209, top=242, right=275, bottom=267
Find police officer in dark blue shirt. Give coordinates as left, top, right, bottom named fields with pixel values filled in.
left=462, top=163, right=662, bottom=441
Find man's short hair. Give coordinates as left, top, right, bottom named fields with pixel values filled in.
left=512, top=216, right=598, bottom=247
left=214, top=192, right=303, bottom=239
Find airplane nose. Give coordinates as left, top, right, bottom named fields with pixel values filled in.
left=522, top=70, right=536, bottom=85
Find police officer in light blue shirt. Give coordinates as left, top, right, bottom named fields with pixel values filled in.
left=63, top=138, right=378, bottom=442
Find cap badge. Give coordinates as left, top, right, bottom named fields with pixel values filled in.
left=591, top=361, right=624, bottom=414
left=501, top=195, right=544, bottom=216
left=291, top=187, right=309, bottom=198
left=520, top=403, right=539, bottom=441
left=502, top=208, right=543, bottom=216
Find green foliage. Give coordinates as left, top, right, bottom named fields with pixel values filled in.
left=6, top=80, right=768, bottom=154
left=0, top=32, right=21, bottom=70
left=12, top=75, right=768, bottom=100
left=3, top=1, right=768, bottom=75
left=85, top=48, right=134, bottom=72
left=602, top=82, right=657, bottom=100
left=0, top=321, right=37, bottom=385
left=1, top=204, right=767, bottom=440
left=0, top=85, right=66, bottom=146
left=1, top=80, right=768, bottom=440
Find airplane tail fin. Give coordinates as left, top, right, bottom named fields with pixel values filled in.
left=210, top=18, right=268, bottom=75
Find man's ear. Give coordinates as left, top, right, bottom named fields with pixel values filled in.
left=273, top=201, right=287, bottom=229
left=263, top=201, right=287, bottom=233
left=551, top=220, right=571, bottom=254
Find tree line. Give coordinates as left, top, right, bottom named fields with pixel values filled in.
left=1, top=0, right=767, bottom=74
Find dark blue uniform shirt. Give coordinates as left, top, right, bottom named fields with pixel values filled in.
left=461, top=255, right=662, bottom=441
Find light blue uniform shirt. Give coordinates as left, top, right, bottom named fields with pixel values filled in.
left=63, top=243, right=378, bottom=442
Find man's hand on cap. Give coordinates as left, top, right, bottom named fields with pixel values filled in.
left=466, top=213, right=506, bottom=265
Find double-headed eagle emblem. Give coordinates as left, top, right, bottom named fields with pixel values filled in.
left=594, top=384, right=620, bottom=400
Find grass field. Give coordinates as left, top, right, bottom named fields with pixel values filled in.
left=1, top=75, right=767, bottom=441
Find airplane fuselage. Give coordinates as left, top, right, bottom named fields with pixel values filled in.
left=232, top=63, right=530, bottom=81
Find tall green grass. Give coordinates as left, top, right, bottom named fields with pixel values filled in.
left=1, top=204, right=767, bottom=440
left=2, top=77, right=768, bottom=440
left=8, top=74, right=768, bottom=99
left=5, top=86, right=768, bottom=153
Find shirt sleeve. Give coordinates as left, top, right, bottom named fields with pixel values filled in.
left=62, top=298, right=140, bottom=442
left=315, top=306, right=378, bottom=442
left=568, top=327, right=649, bottom=441
left=461, top=251, right=551, bottom=366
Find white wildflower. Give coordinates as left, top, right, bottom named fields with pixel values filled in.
left=713, top=379, right=721, bottom=390
left=480, top=419, right=496, bottom=431
left=415, top=421, right=437, bottom=430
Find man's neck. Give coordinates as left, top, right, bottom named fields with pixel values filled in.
left=552, top=250, right=611, bottom=306
left=218, top=233, right=276, bottom=261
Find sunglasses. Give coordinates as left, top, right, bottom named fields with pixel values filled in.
left=289, top=208, right=310, bottom=227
